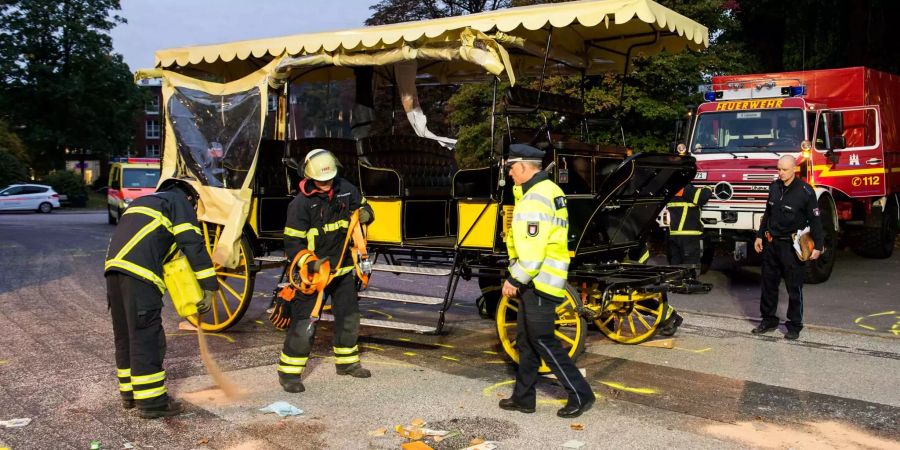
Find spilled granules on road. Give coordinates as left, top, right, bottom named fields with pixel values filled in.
left=197, top=320, right=242, bottom=399
left=221, top=440, right=271, bottom=450
left=704, top=420, right=900, bottom=449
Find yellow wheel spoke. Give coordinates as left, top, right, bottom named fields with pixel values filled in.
left=635, top=312, right=653, bottom=330
left=599, top=314, right=615, bottom=328
left=219, top=280, right=243, bottom=302
left=216, top=271, right=248, bottom=280
left=628, top=314, right=637, bottom=335
left=634, top=304, right=659, bottom=315
left=615, top=317, right=623, bottom=337
left=554, top=330, right=576, bottom=346
left=554, top=318, right=579, bottom=326
left=210, top=291, right=220, bottom=324
left=217, top=289, right=233, bottom=317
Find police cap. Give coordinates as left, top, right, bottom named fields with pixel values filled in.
left=507, top=144, right=545, bottom=163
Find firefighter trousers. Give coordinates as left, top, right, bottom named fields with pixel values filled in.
left=278, top=274, right=360, bottom=381
left=760, top=239, right=805, bottom=332
left=107, top=272, right=170, bottom=410
left=667, top=235, right=702, bottom=266
left=511, top=288, right=594, bottom=409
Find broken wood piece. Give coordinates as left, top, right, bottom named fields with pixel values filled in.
left=638, top=338, right=674, bottom=349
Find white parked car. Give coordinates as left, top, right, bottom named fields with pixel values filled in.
left=0, top=184, right=61, bottom=213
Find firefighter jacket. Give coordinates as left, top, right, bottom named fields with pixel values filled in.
left=104, top=189, right=218, bottom=302
left=756, top=177, right=824, bottom=250
left=667, top=184, right=711, bottom=236
left=283, top=177, right=373, bottom=276
left=506, top=171, right=570, bottom=301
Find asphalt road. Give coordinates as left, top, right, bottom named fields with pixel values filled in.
left=1, top=212, right=898, bottom=449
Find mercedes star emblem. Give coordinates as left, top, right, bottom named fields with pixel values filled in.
left=714, top=181, right=734, bottom=200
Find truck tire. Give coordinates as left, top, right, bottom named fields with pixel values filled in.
left=107, top=205, right=117, bottom=224
left=805, top=196, right=837, bottom=284
left=854, top=196, right=898, bottom=259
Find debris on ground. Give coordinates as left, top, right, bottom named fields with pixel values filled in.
left=122, top=442, right=135, bottom=449
left=401, top=441, right=434, bottom=450
left=0, top=418, right=31, bottom=428
left=569, top=423, right=584, bottom=431
left=561, top=439, right=585, bottom=448
left=89, top=441, right=101, bottom=450
left=638, top=338, right=674, bottom=349
left=177, top=321, right=198, bottom=331
left=368, top=427, right=387, bottom=437
left=196, top=437, right=209, bottom=445
left=258, top=401, right=303, bottom=417
left=461, top=441, right=498, bottom=450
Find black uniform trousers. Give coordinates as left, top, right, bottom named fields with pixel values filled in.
left=107, top=272, right=169, bottom=409
left=760, top=239, right=805, bottom=332
left=511, top=288, right=594, bottom=409
left=667, top=236, right=702, bottom=266
left=280, top=273, right=360, bottom=380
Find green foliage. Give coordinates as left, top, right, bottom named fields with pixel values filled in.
left=0, top=0, right=143, bottom=175
left=42, top=170, right=88, bottom=207
left=0, top=150, right=29, bottom=188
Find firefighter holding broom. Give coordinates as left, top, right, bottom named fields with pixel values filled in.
left=272, top=149, right=375, bottom=393
left=104, top=177, right=218, bottom=419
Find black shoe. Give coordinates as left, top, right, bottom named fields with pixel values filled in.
left=751, top=323, right=778, bottom=334
left=658, top=313, right=684, bottom=337
left=139, top=400, right=183, bottom=419
left=122, top=399, right=135, bottom=410
left=280, top=378, right=305, bottom=393
left=557, top=398, right=594, bottom=418
left=498, top=398, right=535, bottom=414
left=336, top=363, right=371, bottom=378
left=784, top=330, right=800, bottom=340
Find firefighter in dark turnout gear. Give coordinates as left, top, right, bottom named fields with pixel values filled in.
left=498, top=144, right=595, bottom=418
left=278, top=149, right=374, bottom=393
left=666, top=184, right=711, bottom=266
left=753, top=155, right=823, bottom=340
left=104, top=178, right=218, bottom=419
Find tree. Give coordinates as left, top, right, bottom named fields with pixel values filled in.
left=0, top=151, right=29, bottom=188
left=0, top=0, right=143, bottom=175
left=0, top=119, right=29, bottom=164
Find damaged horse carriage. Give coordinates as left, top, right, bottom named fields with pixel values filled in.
left=136, top=0, right=710, bottom=367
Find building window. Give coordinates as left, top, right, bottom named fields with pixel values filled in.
left=145, top=96, right=160, bottom=114
left=146, top=144, right=160, bottom=157
left=146, top=120, right=160, bottom=138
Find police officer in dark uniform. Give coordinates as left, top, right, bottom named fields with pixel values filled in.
left=105, top=178, right=218, bottom=419
left=276, top=149, right=375, bottom=393
left=753, top=155, right=823, bottom=340
left=499, top=144, right=595, bottom=418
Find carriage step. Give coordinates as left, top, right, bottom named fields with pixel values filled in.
left=371, top=264, right=451, bottom=276
left=359, top=290, right=445, bottom=305
left=254, top=255, right=288, bottom=263
left=319, top=314, right=436, bottom=334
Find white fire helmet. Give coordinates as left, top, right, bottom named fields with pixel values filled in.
left=303, top=149, right=339, bottom=181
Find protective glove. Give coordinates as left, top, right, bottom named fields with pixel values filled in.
left=307, top=257, right=329, bottom=274
left=268, top=297, right=292, bottom=330
left=357, top=208, right=373, bottom=225
left=197, top=290, right=215, bottom=315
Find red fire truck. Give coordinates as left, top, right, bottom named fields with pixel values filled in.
left=682, top=67, right=900, bottom=283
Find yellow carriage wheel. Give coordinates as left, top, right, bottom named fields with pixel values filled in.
left=496, top=285, right=586, bottom=374
left=187, top=222, right=255, bottom=332
left=594, top=291, right=667, bottom=344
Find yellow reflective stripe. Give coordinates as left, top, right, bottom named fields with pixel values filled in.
left=322, top=220, right=349, bottom=232
left=693, top=188, right=703, bottom=204
left=164, top=243, right=178, bottom=261
left=117, top=368, right=131, bottom=377
left=279, top=352, right=308, bottom=366
left=638, top=249, right=650, bottom=263
left=277, top=365, right=304, bottom=374
left=118, top=383, right=133, bottom=392
left=677, top=204, right=690, bottom=231
left=334, top=355, right=360, bottom=364
left=307, top=229, right=318, bottom=251
left=173, top=223, right=201, bottom=236
left=132, top=386, right=167, bottom=400
left=113, top=220, right=163, bottom=261
left=104, top=260, right=166, bottom=292
left=333, top=345, right=359, bottom=355
left=334, top=266, right=354, bottom=276
left=194, top=267, right=216, bottom=280
left=131, top=371, right=166, bottom=385
left=284, top=227, right=307, bottom=238
left=667, top=202, right=696, bottom=208
left=123, top=206, right=173, bottom=231
left=670, top=230, right=702, bottom=236
left=509, top=262, right=532, bottom=284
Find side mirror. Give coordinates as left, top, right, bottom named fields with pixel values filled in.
left=830, top=136, right=846, bottom=150
left=282, top=157, right=300, bottom=171
left=824, top=150, right=840, bottom=164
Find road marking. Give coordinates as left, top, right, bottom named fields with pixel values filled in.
left=482, top=350, right=499, bottom=355
left=434, top=343, right=455, bottom=349
left=361, top=344, right=384, bottom=351
left=367, top=309, right=393, bottom=320
left=600, top=381, right=658, bottom=395
left=441, top=355, right=460, bottom=362
left=403, top=352, right=417, bottom=356
left=853, top=311, right=900, bottom=334
left=674, top=346, right=712, bottom=354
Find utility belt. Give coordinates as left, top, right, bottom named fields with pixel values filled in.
left=764, top=231, right=792, bottom=242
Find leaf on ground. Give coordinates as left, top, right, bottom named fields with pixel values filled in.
left=470, top=437, right=485, bottom=445
left=368, top=427, right=387, bottom=437
left=570, top=423, right=585, bottom=431
left=410, top=418, right=426, bottom=427
left=196, top=437, right=209, bottom=445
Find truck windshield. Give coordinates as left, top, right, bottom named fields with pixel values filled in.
left=691, top=109, right=805, bottom=153
left=122, top=168, right=161, bottom=188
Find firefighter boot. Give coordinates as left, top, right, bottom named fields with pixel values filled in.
left=336, top=363, right=371, bottom=378
left=658, top=312, right=683, bottom=337
left=279, top=376, right=305, bottom=393
left=122, top=398, right=135, bottom=410
left=139, top=399, right=183, bottom=419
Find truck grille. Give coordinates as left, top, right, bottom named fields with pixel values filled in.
left=743, top=173, right=777, bottom=182
left=696, top=182, right=769, bottom=202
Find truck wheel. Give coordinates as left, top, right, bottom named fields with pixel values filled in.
left=854, top=196, right=898, bottom=259
left=806, top=197, right=837, bottom=284
left=495, top=284, right=586, bottom=374
left=107, top=206, right=117, bottom=224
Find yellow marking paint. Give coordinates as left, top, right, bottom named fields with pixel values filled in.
left=434, top=343, right=455, bottom=349
left=254, top=320, right=264, bottom=325
left=0, top=360, right=7, bottom=365
left=361, top=344, right=384, bottom=351
left=367, top=309, right=393, bottom=320
left=482, top=379, right=516, bottom=397
left=854, top=311, right=900, bottom=334
left=482, top=350, right=499, bottom=355
left=484, top=360, right=507, bottom=364
left=403, top=352, right=417, bottom=357
left=537, top=398, right=567, bottom=405
left=441, top=355, right=460, bottom=362
left=600, top=381, right=657, bottom=395
left=168, top=332, right=235, bottom=343
left=674, top=346, right=712, bottom=354
left=397, top=337, right=412, bottom=342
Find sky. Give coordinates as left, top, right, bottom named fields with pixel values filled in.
left=111, top=0, right=377, bottom=71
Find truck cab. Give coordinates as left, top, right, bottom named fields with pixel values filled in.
left=107, top=157, right=161, bottom=224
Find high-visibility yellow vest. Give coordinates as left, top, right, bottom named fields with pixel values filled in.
left=667, top=187, right=705, bottom=236
left=506, top=177, right=570, bottom=300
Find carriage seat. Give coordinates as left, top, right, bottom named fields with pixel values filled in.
left=286, top=138, right=360, bottom=187
left=357, top=135, right=458, bottom=198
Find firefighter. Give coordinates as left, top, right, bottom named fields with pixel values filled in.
left=498, top=144, right=595, bottom=418
left=753, top=155, right=823, bottom=340
left=277, top=149, right=374, bottom=393
left=666, top=183, right=712, bottom=266
left=104, top=177, right=218, bottom=419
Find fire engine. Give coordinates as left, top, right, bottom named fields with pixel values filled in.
left=681, top=67, right=900, bottom=283
left=107, top=157, right=161, bottom=224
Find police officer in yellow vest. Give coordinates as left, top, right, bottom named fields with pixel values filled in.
left=499, top=144, right=595, bottom=418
